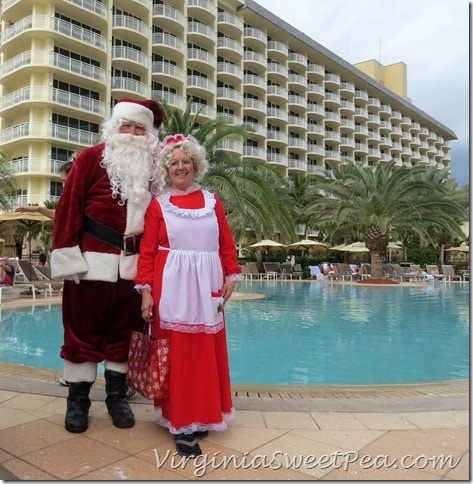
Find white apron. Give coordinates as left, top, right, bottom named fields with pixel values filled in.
left=157, top=189, right=225, bottom=334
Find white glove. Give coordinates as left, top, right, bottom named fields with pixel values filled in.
left=65, top=274, right=80, bottom=284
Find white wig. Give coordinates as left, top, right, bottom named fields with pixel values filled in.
left=156, top=134, right=209, bottom=187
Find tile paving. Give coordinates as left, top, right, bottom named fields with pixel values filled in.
left=0, top=288, right=469, bottom=480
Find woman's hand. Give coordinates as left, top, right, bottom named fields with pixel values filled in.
left=222, top=280, right=237, bottom=304
left=141, top=290, right=154, bottom=322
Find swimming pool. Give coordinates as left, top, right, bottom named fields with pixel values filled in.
left=0, top=282, right=468, bottom=386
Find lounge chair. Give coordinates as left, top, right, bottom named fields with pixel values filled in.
left=263, top=262, right=282, bottom=280
left=35, top=265, right=64, bottom=294
left=390, top=264, right=411, bottom=282
left=245, top=262, right=264, bottom=280
left=16, top=259, right=54, bottom=297
left=292, top=263, right=303, bottom=280
left=425, top=264, right=446, bottom=281
left=309, top=265, right=324, bottom=280
left=383, top=263, right=403, bottom=282
left=334, top=263, right=355, bottom=281
left=441, top=265, right=461, bottom=282
left=280, top=262, right=293, bottom=280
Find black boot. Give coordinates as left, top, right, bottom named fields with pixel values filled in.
left=65, top=382, right=92, bottom=433
left=104, top=369, right=135, bottom=428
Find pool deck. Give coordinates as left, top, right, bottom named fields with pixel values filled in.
left=0, top=283, right=469, bottom=480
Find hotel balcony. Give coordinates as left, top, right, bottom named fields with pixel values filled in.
left=243, top=98, right=266, bottom=116
left=324, top=92, right=341, bottom=108
left=112, top=46, right=149, bottom=74
left=307, top=103, right=325, bottom=118
left=288, top=137, right=307, bottom=151
left=267, top=62, right=288, bottom=81
left=266, top=129, right=288, bottom=145
left=112, top=15, right=149, bottom=43
left=288, top=73, right=307, bottom=90
left=307, top=144, right=324, bottom=156
left=217, top=11, right=244, bottom=37
left=340, top=81, right=356, bottom=96
left=188, top=21, right=216, bottom=50
left=267, top=152, right=288, bottom=168
left=307, top=83, right=325, bottom=100
left=1, top=16, right=107, bottom=54
left=187, top=0, right=217, bottom=23
left=217, top=87, right=243, bottom=108
left=0, top=121, right=97, bottom=149
left=243, top=146, right=266, bottom=161
left=218, top=62, right=243, bottom=84
left=243, top=70, right=266, bottom=96
left=340, top=100, right=355, bottom=114
left=243, top=27, right=267, bottom=50
left=190, top=102, right=216, bottom=121
left=187, top=75, right=216, bottom=97
left=266, top=84, right=287, bottom=102
left=306, top=123, right=324, bottom=137
left=288, top=52, right=307, bottom=70
left=216, top=139, right=243, bottom=155
left=152, top=61, right=186, bottom=85
left=354, top=89, right=369, bottom=103
left=217, top=36, right=243, bottom=62
left=324, top=73, right=341, bottom=88
left=245, top=121, right=266, bottom=139
left=152, top=32, right=186, bottom=60
left=367, top=97, right=381, bottom=110
left=307, top=63, right=325, bottom=80
left=267, top=40, right=289, bottom=62
left=0, top=86, right=105, bottom=119
left=267, top=107, right=288, bottom=123
left=0, top=50, right=107, bottom=89
left=288, top=116, right=307, bottom=131
left=187, top=47, right=216, bottom=73
left=243, top=50, right=266, bottom=73
left=152, top=90, right=186, bottom=111
left=288, top=94, right=307, bottom=111
left=325, top=150, right=341, bottom=162
left=288, top=158, right=307, bottom=172
left=153, top=3, right=185, bottom=31
left=379, top=103, right=392, bottom=115
left=111, top=77, right=148, bottom=98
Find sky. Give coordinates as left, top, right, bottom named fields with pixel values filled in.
left=255, top=0, right=470, bottom=187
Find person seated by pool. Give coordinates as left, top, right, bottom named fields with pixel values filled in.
left=408, top=268, right=434, bottom=281
left=323, top=262, right=339, bottom=276
left=0, top=257, right=13, bottom=285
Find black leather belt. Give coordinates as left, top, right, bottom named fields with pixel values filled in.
left=82, top=215, right=141, bottom=255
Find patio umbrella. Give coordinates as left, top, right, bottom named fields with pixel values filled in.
left=0, top=211, right=53, bottom=270
left=334, top=242, right=369, bottom=253
left=446, top=245, right=469, bottom=252
left=247, top=239, right=286, bottom=251
left=286, top=239, right=329, bottom=251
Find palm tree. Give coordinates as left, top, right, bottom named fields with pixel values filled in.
left=157, top=99, right=296, bottom=243
left=305, top=160, right=467, bottom=279
left=0, top=152, right=17, bottom=211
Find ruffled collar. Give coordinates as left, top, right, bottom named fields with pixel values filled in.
left=158, top=186, right=216, bottom=218
left=166, top=182, right=201, bottom=196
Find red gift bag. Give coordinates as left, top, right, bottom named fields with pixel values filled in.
left=127, top=325, right=170, bottom=400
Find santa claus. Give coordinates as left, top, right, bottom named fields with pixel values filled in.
left=51, top=98, right=164, bottom=433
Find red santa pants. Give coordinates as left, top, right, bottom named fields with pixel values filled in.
left=60, top=278, right=144, bottom=365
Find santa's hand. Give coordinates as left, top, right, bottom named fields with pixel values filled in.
left=65, top=274, right=80, bottom=284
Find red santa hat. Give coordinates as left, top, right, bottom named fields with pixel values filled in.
left=112, top=98, right=164, bottom=131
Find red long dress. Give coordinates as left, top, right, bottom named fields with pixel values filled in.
left=135, top=186, right=241, bottom=434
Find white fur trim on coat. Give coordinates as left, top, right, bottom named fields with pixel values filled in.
left=63, top=360, right=97, bottom=383
left=51, top=246, right=88, bottom=279
left=125, top=195, right=151, bottom=235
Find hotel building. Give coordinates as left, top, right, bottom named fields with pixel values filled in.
left=0, top=0, right=456, bottom=211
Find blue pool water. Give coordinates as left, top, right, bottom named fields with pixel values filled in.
left=0, top=282, right=469, bottom=386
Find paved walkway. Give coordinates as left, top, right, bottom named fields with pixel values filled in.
left=0, top=291, right=469, bottom=480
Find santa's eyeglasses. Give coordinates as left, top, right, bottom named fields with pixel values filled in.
left=118, top=118, right=146, bottom=133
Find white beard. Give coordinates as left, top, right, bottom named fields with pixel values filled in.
left=101, top=133, right=158, bottom=205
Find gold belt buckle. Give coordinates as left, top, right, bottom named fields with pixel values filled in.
left=123, top=234, right=137, bottom=256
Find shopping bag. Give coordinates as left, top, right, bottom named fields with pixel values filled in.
left=127, top=325, right=170, bottom=399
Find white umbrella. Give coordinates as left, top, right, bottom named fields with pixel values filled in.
left=286, top=239, right=329, bottom=251
left=446, top=245, right=469, bottom=253
left=247, top=239, right=286, bottom=251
